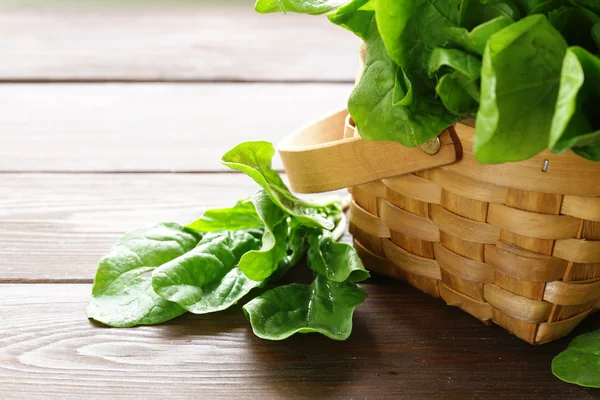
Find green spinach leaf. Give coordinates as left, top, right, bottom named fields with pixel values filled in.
left=222, top=141, right=339, bottom=230
left=435, top=72, right=480, bottom=115
left=86, top=223, right=202, bottom=327
left=429, top=48, right=483, bottom=81
left=548, top=5, right=600, bottom=51
left=593, top=22, right=600, bottom=49
left=327, top=0, right=374, bottom=40
left=446, top=16, right=514, bottom=55
left=375, top=0, right=460, bottom=96
left=550, top=46, right=600, bottom=160
left=237, top=190, right=288, bottom=281
left=348, top=17, right=460, bottom=146
left=475, top=14, right=567, bottom=163
left=429, top=48, right=482, bottom=115
left=152, top=230, right=266, bottom=314
left=459, top=0, right=521, bottom=30
left=552, top=329, right=600, bottom=388
left=243, top=274, right=367, bottom=340
left=308, top=230, right=370, bottom=282
left=187, top=199, right=263, bottom=232
left=255, top=0, right=346, bottom=14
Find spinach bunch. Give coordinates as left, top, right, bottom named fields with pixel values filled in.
left=256, top=0, right=600, bottom=163
left=87, top=141, right=369, bottom=340
left=255, top=0, right=600, bottom=385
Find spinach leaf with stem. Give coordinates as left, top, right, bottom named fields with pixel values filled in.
left=222, top=141, right=340, bottom=230
left=243, top=274, right=367, bottom=340
left=86, top=223, right=202, bottom=327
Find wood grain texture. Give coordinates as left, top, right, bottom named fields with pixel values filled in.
left=0, top=173, right=348, bottom=282
left=0, top=83, right=352, bottom=172
left=1, top=283, right=598, bottom=400
left=0, top=7, right=359, bottom=82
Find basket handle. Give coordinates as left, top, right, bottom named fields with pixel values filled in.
left=278, top=109, right=459, bottom=193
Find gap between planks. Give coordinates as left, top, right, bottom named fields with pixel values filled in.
left=0, top=172, right=349, bottom=284
left=0, top=82, right=353, bottom=172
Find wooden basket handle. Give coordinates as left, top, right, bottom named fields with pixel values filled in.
left=278, top=109, right=459, bottom=193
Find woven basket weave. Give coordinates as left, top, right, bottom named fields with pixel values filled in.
left=279, top=111, right=600, bottom=344
left=279, top=46, right=600, bottom=344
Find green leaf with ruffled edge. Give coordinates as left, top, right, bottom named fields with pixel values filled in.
left=308, top=230, right=369, bottom=283
left=237, top=190, right=288, bottom=281
left=243, top=274, right=367, bottom=340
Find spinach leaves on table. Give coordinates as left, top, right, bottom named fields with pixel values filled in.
left=88, top=141, right=369, bottom=341
left=553, top=330, right=600, bottom=388
left=86, top=223, right=202, bottom=327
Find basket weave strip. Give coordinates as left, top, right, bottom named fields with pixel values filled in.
left=349, top=130, right=600, bottom=344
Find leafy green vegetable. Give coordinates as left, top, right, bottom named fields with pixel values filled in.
left=552, top=329, right=600, bottom=388
left=87, top=223, right=202, bottom=327
left=89, top=139, right=368, bottom=342
left=243, top=275, right=367, bottom=340
left=429, top=48, right=483, bottom=80
left=348, top=17, right=460, bottom=146
left=254, top=0, right=346, bottom=15
left=475, top=14, right=568, bottom=163
left=446, top=16, right=514, bottom=55
left=551, top=46, right=600, bottom=160
left=593, top=22, right=600, bottom=49
left=327, top=0, right=374, bottom=40
left=548, top=5, right=600, bottom=52
left=375, top=0, right=460, bottom=96
left=236, top=190, right=287, bottom=281
left=308, top=230, right=370, bottom=282
left=459, top=0, right=521, bottom=30
left=435, top=72, right=481, bottom=115
left=152, top=230, right=265, bottom=314
left=187, top=199, right=263, bottom=232
left=428, top=48, right=482, bottom=115
left=222, top=141, right=339, bottom=230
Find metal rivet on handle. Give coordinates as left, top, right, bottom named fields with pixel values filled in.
left=420, top=137, right=441, bottom=155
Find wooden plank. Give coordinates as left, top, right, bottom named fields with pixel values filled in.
left=0, top=173, right=348, bottom=282
left=0, top=7, right=359, bottom=82
left=0, top=83, right=352, bottom=172
left=0, top=283, right=597, bottom=399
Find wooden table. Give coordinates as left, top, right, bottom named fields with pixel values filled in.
left=1, top=4, right=599, bottom=399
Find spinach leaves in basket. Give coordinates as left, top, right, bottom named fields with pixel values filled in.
left=252, top=0, right=600, bottom=387
left=87, top=141, right=369, bottom=340
left=255, top=0, right=600, bottom=163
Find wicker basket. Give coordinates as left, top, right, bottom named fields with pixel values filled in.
left=279, top=110, right=600, bottom=344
